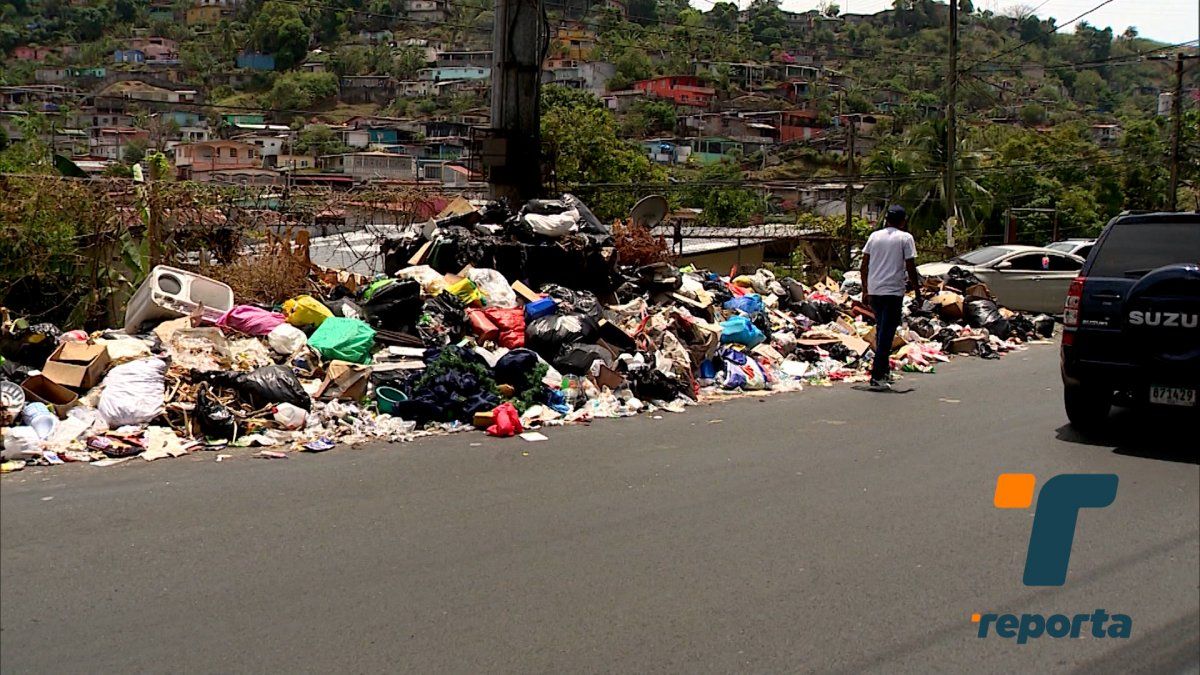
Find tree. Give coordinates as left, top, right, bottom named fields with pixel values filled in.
left=541, top=88, right=665, bottom=220
left=1019, top=103, right=1047, bottom=126
left=705, top=2, right=738, bottom=31
left=294, top=124, right=352, bottom=157
left=1072, top=70, right=1105, bottom=106
left=251, top=1, right=312, bottom=70
left=627, top=0, right=658, bottom=25
left=266, top=71, right=338, bottom=110
left=819, top=1, right=840, bottom=17
left=625, top=99, right=677, bottom=137
left=687, top=159, right=763, bottom=226
left=122, top=137, right=147, bottom=165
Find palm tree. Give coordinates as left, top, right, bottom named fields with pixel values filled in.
left=895, top=119, right=992, bottom=235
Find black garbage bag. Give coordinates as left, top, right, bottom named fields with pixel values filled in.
left=964, top=299, right=1011, bottom=339
left=493, top=348, right=542, bottom=389
left=192, top=365, right=311, bottom=410
left=634, top=263, right=682, bottom=294
left=782, top=278, right=807, bottom=304
left=796, top=300, right=840, bottom=325
left=326, top=296, right=366, bottom=320
left=563, top=194, right=609, bottom=236
left=827, top=343, right=854, bottom=362
left=521, top=198, right=570, bottom=216
left=540, top=284, right=603, bottom=321
left=362, top=278, right=423, bottom=331
left=196, top=385, right=236, bottom=440
left=933, top=327, right=960, bottom=348
left=1032, top=314, right=1055, bottom=338
left=794, top=346, right=823, bottom=362
left=627, top=366, right=692, bottom=402
left=700, top=278, right=734, bottom=306
left=944, top=266, right=984, bottom=293
left=554, top=344, right=614, bottom=375
left=751, top=311, right=773, bottom=340
left=1, top=360, right=32, bottom=383
left=907, top=317, right=939, bottom=339
left=1008, top=314, right=1035, bottom=339
left=418, top=292, right=467, bottom=346
left=0, top=322, right=62, bottom=366
left=525, top=313, right=598, bottom=361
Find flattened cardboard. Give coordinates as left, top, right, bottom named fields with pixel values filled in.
left=315, top=361, right=370, bottom=401
left=947, top=336, right=984, bottom=354
left=42, top=342, right=111, bottom=390
left=864, top=327, right=907, bottom=352
left=511, top=281, right=541, bottom=304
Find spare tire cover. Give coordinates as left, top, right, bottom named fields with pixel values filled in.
left=1122, top=263, right=1200, bottom=366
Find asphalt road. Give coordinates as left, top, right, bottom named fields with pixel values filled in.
left=2, top=345, right=1197, bottom=674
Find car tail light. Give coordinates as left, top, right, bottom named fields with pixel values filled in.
left=1063, top=276, right=1085, bottom=328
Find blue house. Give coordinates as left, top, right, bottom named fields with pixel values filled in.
left=236, top=52, right=276, bottom=71
left=114, top=49, right=146, bottom=63
left=417, top=66, right=491, bottom=82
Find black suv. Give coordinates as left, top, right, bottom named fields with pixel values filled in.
left=1061, top=212, right=1200, bottom=431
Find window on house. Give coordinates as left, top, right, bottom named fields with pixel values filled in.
left=229, top=148, right=238, bottom=159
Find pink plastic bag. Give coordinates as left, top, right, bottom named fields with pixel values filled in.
left=216, top=305, right=286, bottom=336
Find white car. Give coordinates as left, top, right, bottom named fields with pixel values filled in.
left=1045, top=238, right=1097, bottom=260
left=918, top=245, right=1086, bottom=314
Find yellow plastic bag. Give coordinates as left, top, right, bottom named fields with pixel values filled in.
left=446, top=278, right=484, bottom=306
left=282, top=295, right=333, bottom=327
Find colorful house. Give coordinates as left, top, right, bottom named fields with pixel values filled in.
left=114, top=49, right=146, bottom=63
left=174, top=139, right=263, bottom=181
left=631, top=76, right=716, bottom=108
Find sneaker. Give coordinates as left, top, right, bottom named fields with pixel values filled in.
left=886, top=372, right=901, bottom=384
left=868, top=379, right=892, bottom=392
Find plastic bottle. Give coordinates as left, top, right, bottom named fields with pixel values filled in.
left=273, top=402, right=307, bottom=430
left=21, top=403, right=58, bottom=440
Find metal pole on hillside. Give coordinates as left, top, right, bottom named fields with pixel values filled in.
left=489, top=0, right=545, bottom=206
left=944, top=0, right=959, bottom=252
left=844, top=119, right=856, bottom=268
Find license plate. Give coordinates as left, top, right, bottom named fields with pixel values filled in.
left=1150, top=386, right=1197, bottom=407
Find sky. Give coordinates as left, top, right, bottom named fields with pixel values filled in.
left=713, top=0, right=1200, bottom=45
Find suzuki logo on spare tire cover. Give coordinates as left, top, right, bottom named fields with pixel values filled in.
left=1123, top=264, right=1200, bottom=364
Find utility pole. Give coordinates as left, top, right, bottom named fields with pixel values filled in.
left=489, top=0, right=544, bottom=205
left=844, top=118, right=856, bottom=267
left=944, top=0, right=959, bottom=252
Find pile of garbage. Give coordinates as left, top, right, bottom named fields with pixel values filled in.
left=0, top=195, right=1055, bottom=473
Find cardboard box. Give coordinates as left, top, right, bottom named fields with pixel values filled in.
left=511, top=281, right=541, bottom=304
left=864, top=327, right=908, bottom=352
left=947, top=336, right=985, bottom=354
left=472, top=411, right=495, bottom=429
left=42, top=342, right=111, bottom=391
left=20, top=375, right=80, bottom=419
left=929, top=291, right=965, bottom=321
left=315, top=361, right=370, bottom=401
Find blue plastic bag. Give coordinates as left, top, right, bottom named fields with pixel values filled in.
left=719, top=315, right=765, bottom=347
left=723, top=294, right=765, bottom=314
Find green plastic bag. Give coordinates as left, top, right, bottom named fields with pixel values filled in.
left=307, top=317, right=376, bottom=364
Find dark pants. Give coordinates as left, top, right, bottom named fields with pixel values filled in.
left=869, top=294, right=903, bottom=381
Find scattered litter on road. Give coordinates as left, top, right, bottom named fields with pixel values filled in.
left=520, top=432, right=549, bottom=442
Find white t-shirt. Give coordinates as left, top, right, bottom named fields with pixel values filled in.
left=863, top=226, right=916, bottom=296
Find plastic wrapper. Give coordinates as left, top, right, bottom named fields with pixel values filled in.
left=267, top=324, right=307, bottom=355
left=468, top=268, right=518, bottom=308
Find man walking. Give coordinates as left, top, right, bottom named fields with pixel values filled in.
left=859, top=205, right=922, bottom=391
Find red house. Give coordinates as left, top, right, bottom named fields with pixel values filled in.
left=631, top=76, right=715, bottom=107
left=778, top=109, right=824, bottom=142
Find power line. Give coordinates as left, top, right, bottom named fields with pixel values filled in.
left=961, top=0, right=1120, bottom=72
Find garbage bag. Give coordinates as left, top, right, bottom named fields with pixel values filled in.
left=267, top=324, right=307, bottom=355
left=0, top=321, right=61, bottom=366
left=282, top=295, right=333, bottom=328
left=193, top=364, right=311, bottom=410
left=97, top=358, right=167, bottom=427
left=554, top=344, right=613, bottom=375
left=486, top=402, right=523, bottom=437
left=482, top=307, right=525, bottom=349
left=1033, top=314, right=1056, bottom=338
left=1008, top=314, right=1035, bottom=339
left=326, top=297, right=365, bottom=320
left=523, top=209, right=579, bottom=237
left=944, top=266, right=984, bottom=293
left=715, top=347, right=769, bottom=391
left=563, top=193, right=608, bottom=235
left=525, top=313, right=598, bottom=360
left=539, top=284, right=602, bottom=321
left=308, top=317, right=376, bottom=364
left=724, top=294, right=765, bottom=315
left=418, top=293, right=468, bottom=346
left=395, top=265, right=447, bottom=296
left=492, top=349, right=541, bottom=389
left=215, top=305, right=285, bottom=336
left=782, top=278, right=807, bottom=304
left=719, top=316, right=765, bottom=347
left=907, top=317, right=939, bottom=339
left=627, top=366, right=691, bottom=402
left=467, top=268, right=518, bottom=308
left=964, top=298, right=1011, bottom=339
left=362, top=278, right=423, bottom=331
left=467, top=309, right=500, bottom=342
left=796, top=300, right=840, bottom=324
left=195, top=385, right=236, bottom=440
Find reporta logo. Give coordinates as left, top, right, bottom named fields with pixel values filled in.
left=970, top=473, right=1132, bottom=644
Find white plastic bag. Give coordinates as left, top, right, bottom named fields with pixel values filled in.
left=1, top=427, right=42, bottom=460
left=395, top=265, right=447, bottom=295
left=97, top=358, right=167, bottom=427
left=267, top=323, right=307, bottom=355
left=524, top=208, right=579, bottom=237
left=467, top=268, right=518, bottom=308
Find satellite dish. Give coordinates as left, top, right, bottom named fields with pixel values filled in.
left=629, top=195, right=669, bottom=228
